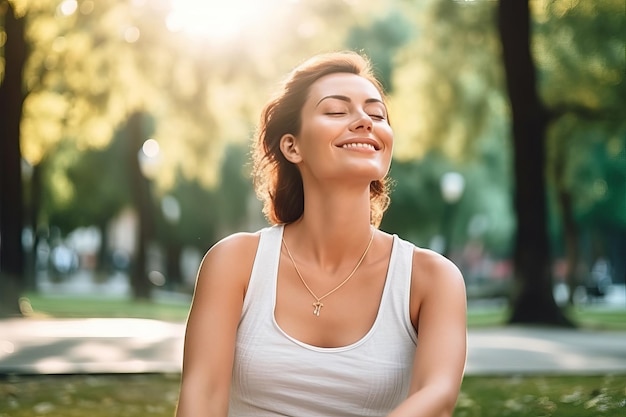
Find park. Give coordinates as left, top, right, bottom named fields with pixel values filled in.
left=1, top=0, right=625, bottom=416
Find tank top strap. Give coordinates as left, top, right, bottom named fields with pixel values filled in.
left=382, top=234, right=418, bottom=344
left=241, top=224, right=284, bottom=320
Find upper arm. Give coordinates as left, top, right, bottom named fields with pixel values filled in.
left=176, top=232, right=259, bottom=416
left=409, top=249, right=467, bottom=402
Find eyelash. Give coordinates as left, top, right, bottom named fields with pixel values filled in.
left=325, top=112, right=386, bottom=121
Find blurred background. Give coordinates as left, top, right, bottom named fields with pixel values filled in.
left=1, top=0, right=624, bottom=322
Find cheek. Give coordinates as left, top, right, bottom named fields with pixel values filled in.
left=379, top=124, right=394, bottom=147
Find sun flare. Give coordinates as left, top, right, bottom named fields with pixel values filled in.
left=166, top=0, right=272, bottom=39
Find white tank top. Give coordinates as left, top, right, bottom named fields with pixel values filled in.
left=228, top=224, right=418, bottom=416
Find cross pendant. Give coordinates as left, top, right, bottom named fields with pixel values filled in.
left=313, top=301, right=323, bottom=317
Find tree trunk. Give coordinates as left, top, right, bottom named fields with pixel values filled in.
left=553, top=132, right=581, bottom=305
left=166, top=240, right=183, bottom=290
left=558, top=186, right=581, bottom=305
left=497, top=0, right=572, bottom=326
left=97, top=220, right=109, bottom=274
left=128, top=111, right=154, bottom=300
left=0, top=2, right=27, bottom=317
left=26, top=161, right=43, bottom=291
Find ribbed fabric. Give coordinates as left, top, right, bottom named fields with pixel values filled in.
left=228, top=224, right=418, bottom=417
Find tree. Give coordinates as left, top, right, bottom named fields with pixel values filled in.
left=0, top=0, right=27, bottom=316
left=497, top=0, right=571, bottom=326
left=383, top=1, right=515, bottom=257
left=346, top=10, right=412, bottom=92
left=1, top=0, right=431, bottom=308
left=389, top=0, right=504, bottom=161
left=153, top=144, right=256, bottom=292
left=125, top=111, right=156, bottom=299
left=535, top=0, right=626, bottom=299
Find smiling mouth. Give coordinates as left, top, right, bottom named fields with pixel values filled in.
left=340, top=143, right=378, bottom=151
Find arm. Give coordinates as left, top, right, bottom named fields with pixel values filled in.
left=175, top=232, right=259, bottom=417
left=387, top=249, right=467, bottom=417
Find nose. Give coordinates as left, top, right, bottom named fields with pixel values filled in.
left=349, top=111, right=373, bottom=132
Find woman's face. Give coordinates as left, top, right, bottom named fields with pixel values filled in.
left=286, top=72, right=393, bottom=184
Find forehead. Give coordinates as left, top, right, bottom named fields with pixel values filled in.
left=306, top=72, right=383, bottom=104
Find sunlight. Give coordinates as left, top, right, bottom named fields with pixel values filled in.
left=166, top=0, right=273, bottom=39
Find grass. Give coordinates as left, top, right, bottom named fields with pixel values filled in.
left=568, top=308, right=626, bottom=331
left=1, top=374, right=625, bottom=417
left=467, top=304, right=626, bottom=331
left=20, top=292, right=626, bottom=330
left=19, top=292, right=191, bottom=322
left=456, top=375, right=626, bottom=417
left=0, top=374, right=180, bottom=417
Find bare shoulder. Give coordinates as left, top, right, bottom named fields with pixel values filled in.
left=204, top=231, right=261, bottom=261
left=410, top=246, right=466, bottom=302
left=196, top=231, right=262, bottom=290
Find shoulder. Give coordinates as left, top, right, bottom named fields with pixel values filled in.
left=403, top=244, right=466, bottom=333
left=205, top=230, right=262, bottom=260
left=409, top=245, right=466, bottom=303
left=196, top=230, right=264, bottom=290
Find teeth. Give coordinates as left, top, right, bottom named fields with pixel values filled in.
left=341, top=143, right=376, bottom=150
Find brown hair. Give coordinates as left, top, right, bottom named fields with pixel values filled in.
left=251, top=51, right=391, bottom=227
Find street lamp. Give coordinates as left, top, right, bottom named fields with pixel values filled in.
left=440, top=172, right=465, bottom=259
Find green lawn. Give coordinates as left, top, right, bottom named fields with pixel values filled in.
left=21, top=292, right=626, bottom=330
left=467, top=304, right=626, bottom=330
left=20, top=292, right=191, bottom=322
left=457, top=374, right=626, bottom=417
left=1, top=374, right=625, bottom=417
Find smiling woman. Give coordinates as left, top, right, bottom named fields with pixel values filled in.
left=166, top=0, right=276, bottom=39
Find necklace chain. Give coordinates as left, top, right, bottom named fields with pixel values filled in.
left=281, top=228, right=374, bottom=317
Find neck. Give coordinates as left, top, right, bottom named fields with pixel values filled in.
left=283, top=180, right=376, bottom=270
left=304, top=184, right=372, bottom=228
left=285, top=219, right=373, bottom=275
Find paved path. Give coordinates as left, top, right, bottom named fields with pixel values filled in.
left=1, top=318, right=625, bottom=376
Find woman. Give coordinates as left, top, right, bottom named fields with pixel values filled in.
left=176, top=51, right=467, bottom=417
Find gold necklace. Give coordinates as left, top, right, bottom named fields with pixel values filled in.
left=281, top=228, right=374, bottom=317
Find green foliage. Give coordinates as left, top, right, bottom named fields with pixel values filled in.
left=382, top=154, right=448, bottom=245
left=42, top=132, right=132, bottom=234
left=537, top=0, right=626, bottom=227
left=383, top=146, right=514, bottom=256
left=535, top=0, right=626, bottom=276
left=346, top=10, right=413, bottom=92
left=156, top=177, right=217, bottom=252
left=152, top=143, right=256, bottom=257
left=213, top=144, right=256, bottom=232
left=389, top=0, right=505, bottom=161
left=8, top=0, right=386, bottom=233
left=546, top=116, right=626, bottom=238
left=4, top=0, right=624, bottom=297
left=533, top=0, right=625, bottom=114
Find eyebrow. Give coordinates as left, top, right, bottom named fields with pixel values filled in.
left=315, top=95, right=385, bottom=108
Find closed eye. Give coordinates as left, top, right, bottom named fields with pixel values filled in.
left=369, top=114, right=386, bottom=121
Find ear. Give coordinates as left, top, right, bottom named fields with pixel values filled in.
left=279, top=134, right=302, bottom=164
